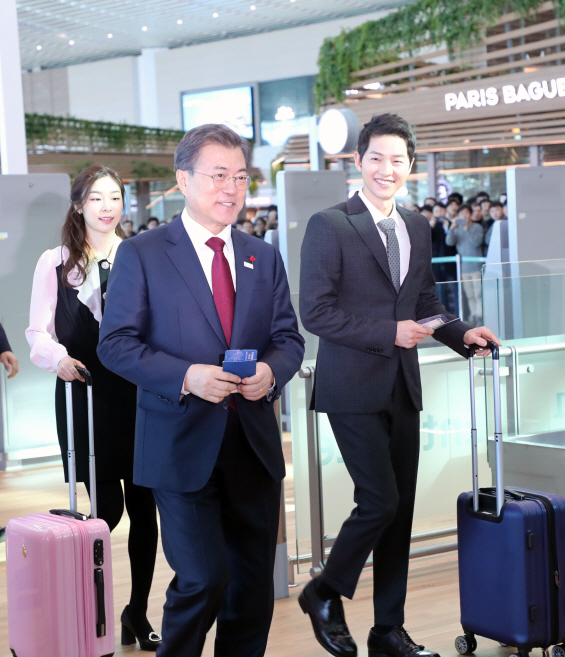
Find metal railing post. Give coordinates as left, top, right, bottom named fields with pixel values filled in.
left=299, top=366, right=325, bottom=577
left=273, top=398, right=290, bottom=598
left=456, top=253, right=463, bottom=320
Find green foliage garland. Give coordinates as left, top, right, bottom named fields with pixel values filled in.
left=25, top=113, right=185, bottom=153
left=315, top=0, right=564, bottom=108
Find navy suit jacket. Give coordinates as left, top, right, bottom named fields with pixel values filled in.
left=98, top=217, right=304, bottom=492
left=300, top=192, right=470, bottom=415
left=0, top=322, right=11, bottom=354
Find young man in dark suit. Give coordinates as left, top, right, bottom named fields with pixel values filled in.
left=98, top=124, right=304, bottom=657
left=298, top=114, right=499, bottom=657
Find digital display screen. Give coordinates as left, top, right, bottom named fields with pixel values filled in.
left=181, top=86, right=254, bottom=140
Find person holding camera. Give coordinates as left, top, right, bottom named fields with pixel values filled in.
left=446, top=204, right=484, bottom=326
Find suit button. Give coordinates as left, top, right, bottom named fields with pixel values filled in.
left=222, top=401, right=229, bottom=410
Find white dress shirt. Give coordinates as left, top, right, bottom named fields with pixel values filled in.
left=358, top=189, right=411, bottom=286
left=181, top=208, right=236, bottom=291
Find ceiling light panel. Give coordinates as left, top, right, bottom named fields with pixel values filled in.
left=17, top=0, right=408, bottom=70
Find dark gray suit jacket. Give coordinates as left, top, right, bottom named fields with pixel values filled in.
left=0, top=322, right=11, bottom=354
left=300, top=192, right=470, bottom=414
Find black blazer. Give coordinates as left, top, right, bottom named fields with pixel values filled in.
left=0, top=322, right=11, bottom=354
left=299, top=192, right=470, bottom=414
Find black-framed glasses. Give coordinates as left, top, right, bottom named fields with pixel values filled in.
left=192, top=170, right=251, bottom=190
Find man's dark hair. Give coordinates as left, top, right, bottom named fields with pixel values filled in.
left=357, top=113, right=416, bottom=161
left=147, top=217, right=159, bottom=224
left=459, top=204, right=472, bottom=214
left=490, top=201, right=503, bottom=209
left=433, top=202, right=446, bottom=209
left=424, top=196, right=436, bottom=204
left=175, top=123, right=252, bottom=172
left=421, top=204, right=434, bottom=213
left=471, top=202, right=481, bottom=209
left=476, top=191, right=490, bottom=200
left=448, top=192, right=463, bottom=205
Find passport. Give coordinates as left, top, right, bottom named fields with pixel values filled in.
left=222, top=350, right=257, bottom=379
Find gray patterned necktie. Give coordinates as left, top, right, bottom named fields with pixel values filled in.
left=378, top=217, right=401, bottom=293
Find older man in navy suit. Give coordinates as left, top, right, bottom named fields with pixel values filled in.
left=98, top=124, right=304, bottom=657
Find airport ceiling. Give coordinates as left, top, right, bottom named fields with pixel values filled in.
left=16, top=0, right=409, bottom=70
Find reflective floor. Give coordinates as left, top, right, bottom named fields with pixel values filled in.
left=0, top=461, right=532, bottom=657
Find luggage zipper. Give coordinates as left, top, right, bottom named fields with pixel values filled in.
left=511, top=490, right=559, bottom=645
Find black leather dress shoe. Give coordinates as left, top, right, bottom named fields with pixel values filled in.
left=298, top=580, right=357, bottom=657
left=368, top=626, right=440, bottom=657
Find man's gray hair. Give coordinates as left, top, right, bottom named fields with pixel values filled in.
left=174, top=124, right=252, bottom=172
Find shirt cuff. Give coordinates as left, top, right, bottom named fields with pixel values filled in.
left=180, top=367, right=191, bottom=399
left=266, top=378, right=276, bottom=402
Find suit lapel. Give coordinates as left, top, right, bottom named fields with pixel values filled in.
left=397, top=207, right=418, bottom=294
left=165, top=219, right=227, bottom=348
left=230, top=229, right=254, bottom=348
left=348, top=207, right=395, bottom=291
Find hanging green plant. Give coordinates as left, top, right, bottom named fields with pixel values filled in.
left=270, top=157, right=285, bottom=187
left=315, top=0, right=559, bottom=108
left=25, top=113, right=186, bottom=154
left=130, top=160, right=175, bottom=179
left=248, top=176, right=260, bottom=197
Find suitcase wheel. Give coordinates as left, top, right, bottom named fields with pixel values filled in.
left=455, top=635, right=477, bottom=655
left=552, top=646, right=565, bottom=657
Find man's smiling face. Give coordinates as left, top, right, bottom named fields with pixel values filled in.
left=354, top=134, right=414, bottom=213
left=176, top=142, right=247, bottom=235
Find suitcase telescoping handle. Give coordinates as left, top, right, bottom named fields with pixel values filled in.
left=64, top=367, right=97, bottom=519
left=468, top=340, right=504, bottom=516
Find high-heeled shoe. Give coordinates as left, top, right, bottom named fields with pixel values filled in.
left=121, top=605, right=162, bottom=652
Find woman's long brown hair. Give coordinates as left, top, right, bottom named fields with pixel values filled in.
left=61, top=164, right=125, bottom=287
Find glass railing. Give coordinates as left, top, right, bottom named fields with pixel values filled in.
left=432, top=255, right=486, bottom=325
left=481, top=260, right=565, bottom=495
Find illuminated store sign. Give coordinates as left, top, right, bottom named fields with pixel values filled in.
left=444, top=77, right=565, bottom=111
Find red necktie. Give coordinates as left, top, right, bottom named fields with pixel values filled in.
left=206, top=237, right=237, bottom=411
left=206, top=237, right=235, bottom=346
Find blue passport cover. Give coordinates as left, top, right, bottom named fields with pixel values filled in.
left=222, top=350, right=257, bottom=379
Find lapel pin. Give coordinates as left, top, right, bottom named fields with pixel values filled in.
left=244, top=255, right=255, bottom=269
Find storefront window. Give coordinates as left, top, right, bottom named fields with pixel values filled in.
left=259, top=76, right=315, bottom=147
left=404, top=147, right=532, bottom=206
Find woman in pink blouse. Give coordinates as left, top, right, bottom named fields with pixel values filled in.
left=26, top=164, right=161, bottom=651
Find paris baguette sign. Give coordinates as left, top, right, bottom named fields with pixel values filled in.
left=444, top=74, right=565, bottom=111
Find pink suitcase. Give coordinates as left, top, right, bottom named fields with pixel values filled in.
left=6, top=369, right=115, bottom=657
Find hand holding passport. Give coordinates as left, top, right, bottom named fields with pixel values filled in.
left=222, top=350, right=258, bottom=380
left=223, top=351, right=275, bottom=401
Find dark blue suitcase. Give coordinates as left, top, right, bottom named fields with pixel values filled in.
left=456, top=344, right=565, bottom=657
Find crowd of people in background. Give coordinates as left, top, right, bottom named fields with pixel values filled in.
left=405, top=190, right=508, bottom=326
left=121, top=204, right=279, bottom=241
left=118, top=188, right=507, bottom=327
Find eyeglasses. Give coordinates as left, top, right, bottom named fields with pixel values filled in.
left=192, top=170, right=251, bottom=190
